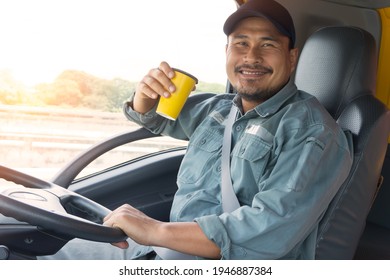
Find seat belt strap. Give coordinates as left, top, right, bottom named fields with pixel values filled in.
left=153, top=104, right=240, bottom=259
left=221, top=105, right=240, bottom=213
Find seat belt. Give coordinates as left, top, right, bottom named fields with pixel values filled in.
left=153, top=104, right=240, bottom=259
left=221, top=105, right=240, bottom=212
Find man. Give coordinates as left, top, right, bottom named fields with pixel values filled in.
left=42, top=0, right=352, bottom=260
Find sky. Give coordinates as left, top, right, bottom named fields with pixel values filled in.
left=0, top=0, right=236, bottom=86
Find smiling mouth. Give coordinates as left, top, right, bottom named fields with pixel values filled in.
left=240, top=70, right=269, bottom=75
left=235, top=65, right=273, bottom=77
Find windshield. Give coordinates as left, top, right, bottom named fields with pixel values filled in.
left=0, top=0, right=236, bottom=181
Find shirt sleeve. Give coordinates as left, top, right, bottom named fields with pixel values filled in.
left=122, top=96, right=166, bottom=134
left=123, top=93, right=233, bottom=140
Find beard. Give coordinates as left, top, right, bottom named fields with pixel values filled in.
left=237, top=85, right=278, bottom=103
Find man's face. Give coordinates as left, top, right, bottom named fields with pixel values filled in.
left=226, top=17, right=298, bottom=107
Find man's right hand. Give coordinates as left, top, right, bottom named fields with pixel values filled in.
left=133, top=61, right=177, bottom=114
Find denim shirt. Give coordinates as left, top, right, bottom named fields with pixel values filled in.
left=123, top=82, right=353, bottom=259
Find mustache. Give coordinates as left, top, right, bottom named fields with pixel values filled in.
left=234, top=64, right=273, bottom=74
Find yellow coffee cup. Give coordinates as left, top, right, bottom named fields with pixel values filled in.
left=156, top=68, right=198, bottom=120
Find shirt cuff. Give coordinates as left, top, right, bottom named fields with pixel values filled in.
left=122, top=96, right=161, bottom=128
left=195, top=214, right=246, bottom=259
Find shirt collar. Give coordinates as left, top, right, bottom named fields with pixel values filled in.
left=233, top=80, right=298, bottom=118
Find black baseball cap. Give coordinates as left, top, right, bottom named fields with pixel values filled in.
left=223, top=0, right=296, bottom=47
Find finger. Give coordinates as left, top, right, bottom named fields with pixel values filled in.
left=137, top=70, right=174, bottom=99
left=103, top=211, right=113, bottom=223
left=103, top=204, right=131, bottom=223
left=137, top=80, right=161, bottom=99
left=151, top=66, right=176, bottom=95
left=146, top=72, right=173, bottom=97
left=158, top=61, right=175, bottom=79
left=111, top=240, right=129, bottom=249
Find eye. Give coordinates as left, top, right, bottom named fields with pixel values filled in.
left=262, top=43, right=275, bottom=48
left=236, top=41, right=249, bottom=47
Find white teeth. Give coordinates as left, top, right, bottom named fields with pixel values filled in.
left=242, top=71, right=264, bottom=75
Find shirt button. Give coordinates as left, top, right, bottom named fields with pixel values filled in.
left=240, top=148, right=246, bottom=154
left=235, top=125, right=242, bottom=131
left=186, top=194, right=192, bottom=199
left=200, top=139, right=206, bottom=145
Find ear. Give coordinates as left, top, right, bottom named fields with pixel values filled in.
left=289, top=48, right=299, bottom=73
left=225, top=38, right=229, bottom=54
left=225, top=35, right=231, bottom=53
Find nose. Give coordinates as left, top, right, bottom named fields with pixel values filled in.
left=244, top=46, right=263, bottom=64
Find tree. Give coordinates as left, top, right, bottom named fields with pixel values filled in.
left=1, top=69, right=225, bottom=111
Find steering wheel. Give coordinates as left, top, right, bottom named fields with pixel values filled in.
left=0, top=165, right=127, bottom=243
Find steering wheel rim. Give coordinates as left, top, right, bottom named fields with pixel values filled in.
left=0, top=165, right=127, bottom=243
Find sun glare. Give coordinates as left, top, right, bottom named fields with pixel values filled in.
left=0, top=0, right=235, bottom=89
left=0, top=0, right=236, bottom=178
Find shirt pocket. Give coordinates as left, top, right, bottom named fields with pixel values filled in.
left=177, top=128, right=222, bottom=184
left=232, top=133, right=273, bottom=185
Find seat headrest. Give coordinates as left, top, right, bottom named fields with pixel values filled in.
left=295, top=26, right=377, bottom=119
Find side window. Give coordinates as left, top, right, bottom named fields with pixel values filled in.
left=0, top=0, right=236, bottom=180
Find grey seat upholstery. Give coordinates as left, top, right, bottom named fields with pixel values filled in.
left=295, top=26, right=390, bottom=259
